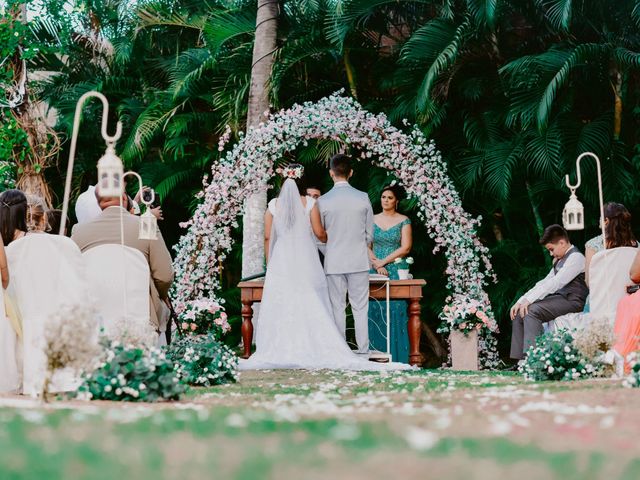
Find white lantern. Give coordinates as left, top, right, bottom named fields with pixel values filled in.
left=562, top=190, right=584, bottom=230
left=97, top=144, right=124, bottom=197
left=139, top=209, right=158, bottom=240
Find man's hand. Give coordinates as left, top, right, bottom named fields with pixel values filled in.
left=509, top=304, right=518, bottom=321
left=510, top=300, right=531, bottom=320
left=150, top=206, right=164, bottom=220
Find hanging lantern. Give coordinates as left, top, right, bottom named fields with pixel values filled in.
left=138, top=187, right=158, bottom=240
left=97, top=144, right=124, bottom=197
left=139, top=209, right=158, bottom=240
left=562, top=190, right=584, bottom=230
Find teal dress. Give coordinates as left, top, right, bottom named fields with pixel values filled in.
left=368, top=218, right=411, bottom=363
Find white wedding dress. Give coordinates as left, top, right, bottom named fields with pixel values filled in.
left=240, top=179, right=411, bottom=371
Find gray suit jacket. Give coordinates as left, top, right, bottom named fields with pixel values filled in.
left=318, top=182, right=373, bottom=274
left=71, top=206, right=174, bottom=330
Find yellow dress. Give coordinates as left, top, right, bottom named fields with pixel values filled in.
left=4, top=291, right=22, bottom=339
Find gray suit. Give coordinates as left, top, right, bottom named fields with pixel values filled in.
left=318, top=182, right=373, bottom=353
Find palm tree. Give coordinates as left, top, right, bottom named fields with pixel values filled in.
left=241, top=0, right=279, bottom=278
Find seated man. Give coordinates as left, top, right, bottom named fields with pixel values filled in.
left=71, top=190, right=174, bottom=337
left=510, top=224, right=588, bottom=361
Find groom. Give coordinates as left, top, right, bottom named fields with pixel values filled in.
left=318, top=154, right=373, bottom=354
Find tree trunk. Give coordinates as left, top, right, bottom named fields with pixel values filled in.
left=343, top=49, right=358, bottom=99
left=612, top=69, right=623, bottom=140
left=241, top=0, right=279, bottom=278
left=9, top=1, right=55, bottom=207
left=526, top=181, right=551, bottom=267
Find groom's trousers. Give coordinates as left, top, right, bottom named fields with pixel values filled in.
left=326, top=271, right=370, bottom=353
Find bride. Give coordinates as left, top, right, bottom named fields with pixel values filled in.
left=240, top=168, right=410, bottom=371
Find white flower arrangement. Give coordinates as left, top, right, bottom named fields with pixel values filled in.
left=394, top=256, right=414, bottom=266
left=170, top=91, right=498, bottom=368
left=43, top=303, right=100, bottom=399
left=623, top=352, right=640, bottom=388
left=78, top=338, right=185, bottom=402
left=167, top=334, right=238, bottom=387
left=519, top=329, right=605, bottom=381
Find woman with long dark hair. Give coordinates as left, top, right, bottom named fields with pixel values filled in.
left=0, top=190, right=28, bottom=245
left=585, top=202, right=637, bottom=285
left=367, top=183, right=413, bottom=363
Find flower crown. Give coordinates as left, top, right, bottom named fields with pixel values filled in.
left=276, top=164, right=304, bottom=180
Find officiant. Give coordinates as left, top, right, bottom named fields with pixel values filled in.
left=368, top=183, right=413, bottom=363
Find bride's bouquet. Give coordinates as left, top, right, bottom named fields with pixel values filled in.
left=176, top=298, right=231, bottom=340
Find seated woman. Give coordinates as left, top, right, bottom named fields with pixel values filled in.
left=368, top=184, right=412, bottom=363
left=552, top=202, right=637, bottom=330
left=0, top=190, right=93, bottom=396
left=613, top=250, right=640, bottom=373
left=584, top=202, right=637, bottom=287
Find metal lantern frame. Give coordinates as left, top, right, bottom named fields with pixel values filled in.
left=564, top=152, right=606, bottom=246
left=122, top=171, right=158, bottom=241
left=60, top=91, right=123, bottom=236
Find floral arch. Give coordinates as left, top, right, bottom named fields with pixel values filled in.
left=172, top=92, right=499, bottom=367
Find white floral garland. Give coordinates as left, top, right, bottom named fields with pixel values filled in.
left=171, top=92, right=499, bottom=368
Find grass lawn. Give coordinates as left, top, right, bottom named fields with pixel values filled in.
left=0, top=369, right=638, bottom=480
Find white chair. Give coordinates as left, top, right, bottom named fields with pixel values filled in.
left=551, top=246, right=638, bottom=331
left=82, top=244, right=152, bottom=343
left=588, top=247, right=638, bottom=321
left=5, top=235, right=92, bottom=396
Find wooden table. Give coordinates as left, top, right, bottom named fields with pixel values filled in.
left=238, top=278, right=427, bottom=366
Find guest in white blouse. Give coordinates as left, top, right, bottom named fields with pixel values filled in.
left=510, top=225, right=588, bottom=360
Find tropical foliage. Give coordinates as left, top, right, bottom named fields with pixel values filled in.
left=8, top=0, right=640, bottom=361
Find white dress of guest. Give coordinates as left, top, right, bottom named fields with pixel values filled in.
left=5, top=234, right=95, bottom=396
left=0, top=282, right=19, bottom=393
left=240, top=179, right=410, bottom=371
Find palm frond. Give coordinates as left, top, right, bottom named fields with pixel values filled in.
left=466, top=0, right=499, bottom=30
left=153, top=168, right=195, bottom=200
left=613, top=47, right=640, bottom=68
left=536, top=43, right=608, bottom=131
left=326, top=0, right=432, bottom=50
left=136, top=3, right=207, bottom=32
left=415, top=19, right=470, bottom=112
left=201, top=9, right=256, bottom=56
left=535, top=0, right=572, bottom=32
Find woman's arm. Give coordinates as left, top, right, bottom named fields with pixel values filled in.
left=630, top=249, right=640, bottom=284
left=584, top=246, right=596, bottom=286
left=0, top=242, right=9, bottom=289
left=264, top=210, right=273, bottom=264
left=310, top=204, right=327, bottom=243
left=373, top=223, right=413, bottom=268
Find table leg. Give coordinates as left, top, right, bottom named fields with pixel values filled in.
left=241, top=300, right=254, bottom=359
left=408, top=298, right=424, bottom=366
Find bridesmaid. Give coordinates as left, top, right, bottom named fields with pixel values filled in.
left=368, top=184, right=412, bottom=363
